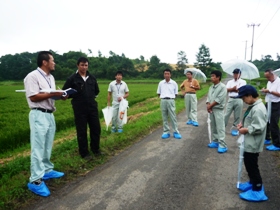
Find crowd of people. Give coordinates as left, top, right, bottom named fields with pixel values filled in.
left=23, top=51, right=279, bottom=203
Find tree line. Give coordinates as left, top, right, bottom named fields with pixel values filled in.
left=0, top=44, right=280, bottom=81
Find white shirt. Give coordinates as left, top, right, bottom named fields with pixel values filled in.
left=24, top=68, right=56, bottom=110
left=108, top=80, right=129, bottom=103
left=226, top=78, right=246, bottom=97
left=265, top=77, right=280, bottom=102
left=157, top=79, right=178, bottom=99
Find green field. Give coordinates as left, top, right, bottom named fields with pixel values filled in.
left=0, top=80, right=161, bottom=152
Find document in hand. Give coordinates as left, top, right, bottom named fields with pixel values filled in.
left=15, top=88, right=77, bottom=100
left=50, top=88, right=77, bottom=100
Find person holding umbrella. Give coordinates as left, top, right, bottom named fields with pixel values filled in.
left=206, top=70, right=228, bottom=153
left=180, top=71, right=200, bottom=126
left=261, top=68, right=280, bottom=150
left=224, top=69, right=246, bottom=135
left=236, top=85, right=268, bottom=202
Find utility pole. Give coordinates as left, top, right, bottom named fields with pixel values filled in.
left=243, top=40, right=247, bottom=60
left=247, top=23, right=260, bottom=61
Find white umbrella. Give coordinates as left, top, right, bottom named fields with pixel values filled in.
left=220, top=59, right=260, bottom=80
left=207, top=113, right=211, bottom=143
left=267, top=100, right=271, bottom=123
left=102, top=106, right=113, bottom=131
left=237, top=134, right=244, bottom=188
left=273, top=68, right=280, bottom=77
left=184, top=68, right=207, bottom=83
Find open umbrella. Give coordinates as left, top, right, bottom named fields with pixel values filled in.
left=207, top=113, right=211, bottom=143
left=237, top=134, right=245, bottom=188
left=221, top=59, right=260, bottom=80
left=184, top=68, right=207, bottom=83
left=273, top=68, right=280, bottom=77
left=102, top=106, right=113, bottom=131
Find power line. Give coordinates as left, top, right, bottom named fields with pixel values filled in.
left=256, top=5, right=280, bottom=40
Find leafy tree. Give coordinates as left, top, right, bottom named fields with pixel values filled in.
left=145, top=55, right=174, bottom=78
left=194, top=44, right=213, bottom=76
left=98, top=50, right=102, bottom=57
left=176, top=51, right=188, bottom=73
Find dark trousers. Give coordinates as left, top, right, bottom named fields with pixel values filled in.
left=73, top=103, right=101, bottom=158
left=265, top=102, right=280, bottom=147
left=244, top=152, right=262, bottom=191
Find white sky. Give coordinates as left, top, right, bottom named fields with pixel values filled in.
left=1, top=0, right=280, bottom=64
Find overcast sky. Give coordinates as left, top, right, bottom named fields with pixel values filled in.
left=1, top=0, right=280, bottom=64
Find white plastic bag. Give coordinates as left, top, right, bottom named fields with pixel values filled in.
left=118, top=99, right=129, bottom=125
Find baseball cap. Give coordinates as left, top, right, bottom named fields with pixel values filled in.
left=236, top=85, right=257, bottom=98
left=232, top=68, right=241, bottom=74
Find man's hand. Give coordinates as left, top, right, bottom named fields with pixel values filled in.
left=206, top=103, right=212, bottom=113
left=238, top=127, right=248, bottom=134
left=261, top=88, right=270, bottom=93
left=117, top=97, right=123, bottom=102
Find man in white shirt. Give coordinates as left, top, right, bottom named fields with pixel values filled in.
left=261, top=68, right=280, bottom=151
left=107, top=71, right=129, bottom=133
left=157, top=69, right=181, bottom=139
left=24, top=51, right=64, bottom=197
left=224, top=69, right=247, bottom=136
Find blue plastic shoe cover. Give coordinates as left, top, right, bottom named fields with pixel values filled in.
left=208, top=142, right=219, bottom=148
left=192, top=121, right=199, bottom=127
left=239, top=186, right=268, bottom=202
left=238, top=181, right=252, bottom=192
left=231, top=130, right=239, bottom=136
left=161, top=133, right=170, bottom=139
left=43, top=170, right=64, bottom=180
left=266, top=145, right=280, bottom=151
left=186, top=120, right=193, bottom=125
left=27, top=181, right=50, bottom=197
left=217, top=147, right=228, bottom=153
left=264, top=139, right=271, bottom=145
left=173, top=132, right=182, bottom=139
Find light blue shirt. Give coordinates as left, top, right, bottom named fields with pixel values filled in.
left=108, top=80, right=129, bottom=103
left=157, top=79, right=178, bottom=99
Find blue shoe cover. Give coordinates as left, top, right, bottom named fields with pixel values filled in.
left=217, top=147, right=228, bottom=153
left=238, top=181, right=252, bottom=192
left=186, top=120, right=193, bottom=125
left=117, top=129, right=123, bottom=133
left=161, top=133, right=170, bottom=139
left=239, top=187, right=268, bottom=202
left=111, top=129, right=117, bottom=133
left=266, top=145, right=280, bottom=151
left=231, top=130, right=239, bottom=136
left=27, top=181, right=50, bottom=197
left=173, top=132, right=182, bottom=139
left=192, top=121, right=199, bottom=127
left=42, top=170, right=64, bottom=180
left=266, top=145, right=273, bottom=150
left=264, top=139, right=271, bottom=145
left=208, top=142, right=219, bottom=148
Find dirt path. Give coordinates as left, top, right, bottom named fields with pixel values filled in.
left=24, top=90, right=280, bottom=210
